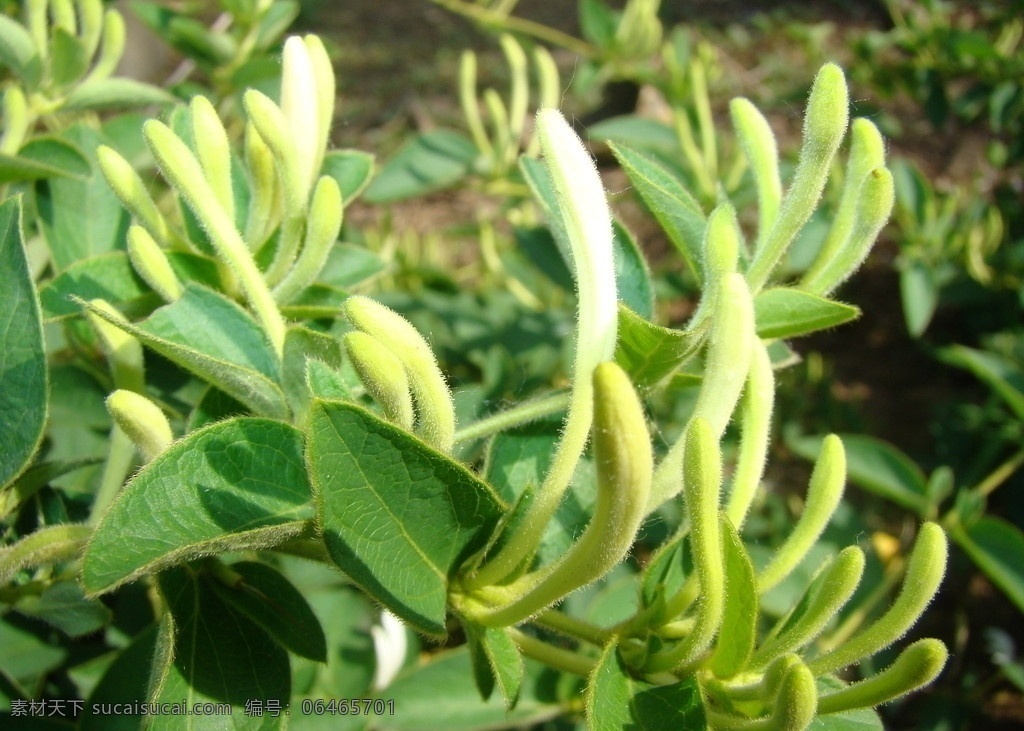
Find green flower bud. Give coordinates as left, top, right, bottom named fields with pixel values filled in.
left=144, top=118, right=286, bottom=354
left=817, top=638, right=947, bottom=714
left=84, top=299, right=144, bottom=392
left=79, top=0, right=104, bottom=59
left=730, top=97, right=782, bottom=246
left=747, top=63, right=849, bottom=292
left=809, top=522, right=948, bottom=675
left=243, top=121, right=280, bottom=249
left=752, top=546, right=865, bottom=669
left=280, top=36, right=319, bottom=201
left=770, top=660, right=817, bottom=731
left=127, top=225, right=182, bottom=302
left=499, top=34, right=528, bottom=143
left=84, top=8, right=126, bottom=83
left=459, top=50, right=493, bottom=159
left=472, top=362, right=652, bottom=626
left=97, top=145, right=171, bottom=247
left=344, top=295, right=455, bottom=453
left=50, top=0, right=77, bottom=34
left=1, top=86, right=29, bottom=154
left=244, top=89, right=304, bottom=215
left=191, top=95, right=235, bottom=224
left=106, top=389, right=173, bottom=463
left=758, top=434, right=846, bottom=593
left=273, top=175, right=343, bottom=304
left=343, top=331, right=414, bottom=431
left=800, top=118, right=886, bottom=294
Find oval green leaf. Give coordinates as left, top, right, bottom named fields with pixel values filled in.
left=0, top=197, right=47, bottom=489
left=307, top=401, right=505, bottom=636
left=364, top=130, right=477, bottom=203
left=754, top=287, right=860, bottom=339
left=83, top=418, right=313, bottom=593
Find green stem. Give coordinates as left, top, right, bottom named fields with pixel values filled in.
left=508, top=629, right=597, bottom=677
left=535, top=609, right=614, bottom=646
left=973, top=447, right=1024, bottom=499
left=431, top=0, right=596, bottom=58
left=89, top=426, right=136, bottom=525
left=0, top=524, right=92, bottom=585
left=454, top=392, right=569, bottom=444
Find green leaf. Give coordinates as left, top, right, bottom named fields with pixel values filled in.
left=40, top=252, right=156, bottom=320
left=306, top=360, right=354, bottom=402
left=254, top=0, right=301, bottom=50
left=899, top=261, right=939, bottom=337
left=0, top=616, right=67, bottom=685
left=62, top=78, right=177, bottom=110
left=81, top=285, right=289, bottom=418
left=0, top=138, right=91, bottom=184
left=210, top=561, right=327, bottom=662
left=155, top=567, right=289, bottom=729
left=640, top=533, right=688, bottom=609
left=82, top=418, right=312, bottom=593
left=0, top=15, right=41, bottom=86
left=282, top=326, right=344, bottom=418
left=13, top=581, right=111, bottom=637
left=954, top=516, right=1024, bottom=613
left=50, top=27, right=89, bottom=87
left=612, top=220, right=655, bottom=320
left=321, top=149, right=375, bottom=204
left=465, top=623, right=524, bottom=709
left=2, top=457, right=101, bottom=517
left=485, top=418, right=562, bottom=503
left=754, top=287, right=860, bottom=339
left=0, top=197, right=47, bottom=489
left=81, top=625, right=160, bottom=731
left=609, top=142, right=706, bottom=278
left=578, top=0, right=618, bottom=48
left=939, top=345, right=1024, bottom=422
left=614, top=304, right=700, bottom=388
left=588, top=116, right=679, bottom=158
left=35, top=125, right=130, bottom=271
left=280, top=559, right=377, bottom=703
left=280, top=283, right=349, bottom=320
left=318, top=242, right=387, bottom=289
left=708, top=516, right=757, bottom=678
left=515, top=225, right=574, bottom=291
left=586, top=641, right=705, bottom=730
left=374, top=648, right=564, bottom=730
left=307, top=401, right=504, bottom=636
left=788, top=432, right=930, bottom=515
left=364, top=130, right=477, bottom=203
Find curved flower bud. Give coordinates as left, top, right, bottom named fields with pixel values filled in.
left=817, top=638, right=947, bottom=714
left=344, top=295, right=455, bottom=453
left=809, top=522, right=948, bottom=675
left=127, top=225, right=182, bottom=302
left=106, top=389, right=173, bottom=463
left=467, top=108, right=617, bottom=588
left=472, top=362, right=651, bottom=626
left=758, top=434, right=846, bottom=593
left=97, top=145, right=171, bottom=247
left=343, top=331, right=414, bottom=431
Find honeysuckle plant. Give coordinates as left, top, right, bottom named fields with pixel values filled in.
left=0, top=10, right=951, bottom=729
